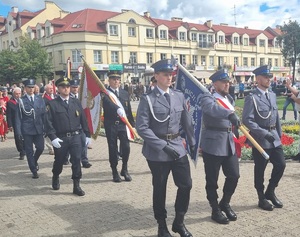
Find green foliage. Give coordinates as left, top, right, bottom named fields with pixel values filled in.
left=0, top=36, right=52, bottom=84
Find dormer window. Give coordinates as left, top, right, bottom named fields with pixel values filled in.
left=233, top=36, right=239, bottom=45
left=243, top=38, right=249, bottom=46
left=160, top=30, right=167, bottom=39
left=179, top=32, right=186, bottom=41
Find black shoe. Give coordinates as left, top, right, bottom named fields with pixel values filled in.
left=292, top=153, right=300, bottom=161
left=112, top=170, right=122, bottom=183
left=265, top=191, right=283, bottom=208
left=82, top=162, right=92, bottom=168
left=258, top=199, right=273, bottom=211
left=73, top=180, right=85, bottom=196
left=172, top=222, right=193, bottom=237
left=158, top=226, right=172, bottom=237
left=19, top=155, right=25, bottom=160
left=52, top=176, right=60, bottom=190
left=211, top=209, right=229, bottom=224
left=120, top=169, right=132, bottom=181
left=32, top=172, right=39, bottom=179
left=63, top=160, right=70, bottom=165
left=219, top=201, right=237, bottom=221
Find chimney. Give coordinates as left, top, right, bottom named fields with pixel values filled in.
left=121, top=9, right=129, bottom=13
left=144, top=11, right=150, bottom=18
left=171, top=17, right=183, bottom=22
left=220, top=23, right=228, bottom=26
left=206, top=20, right=213, bottom=28
left=244, top=26, right=248, bottom=29
left=11, top=6, right=18, bottom=13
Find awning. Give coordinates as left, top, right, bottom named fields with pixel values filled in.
left=191, top=70, right=213, bottom=79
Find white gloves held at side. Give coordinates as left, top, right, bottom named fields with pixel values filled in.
left=51, top=138, right=63, bottom=148
left=86, top=137, right=92, bottom=146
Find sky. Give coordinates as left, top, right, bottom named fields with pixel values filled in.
left=0, top=0, right=300, bottom=30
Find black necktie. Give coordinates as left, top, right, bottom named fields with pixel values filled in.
left=114, top=90, right=119, bottom=97
left=164, top=93, right=170, bottom=105
left=64, top=99, right=68, bottom=105
left=265, top=92, right=269, bottom=100
left=74, top=95, right=77, bottom=99
left=30, top=96, right=34, bottom=104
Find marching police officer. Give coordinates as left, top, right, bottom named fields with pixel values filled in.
left=102, top=71, right=135, bottom=182
left=45, top=77, right=91, bottom=196
left=136, top=59, right=196, bottom=237
left=69, top=79, right=92, bottom=168
left=15, top=79, right=46, bottom=178
left=242, top=65, right=286, bottom=211
left=200, top=69, right=240, bottom=224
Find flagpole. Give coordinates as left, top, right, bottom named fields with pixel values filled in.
left=79, top=53, right=139, bottom=139
left=174, top=59, right=269, bottom=160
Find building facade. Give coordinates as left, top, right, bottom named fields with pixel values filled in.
left=0, top=1, right=293, bottom=85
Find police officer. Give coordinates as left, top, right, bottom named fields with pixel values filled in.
left=15, top=79, right=46, bottom=178
left=70, top=79, right=92, bottom=168
left=6, top=87, right=26, bottom=160
left=136, top=59, right=196, bottom=237
left=102, top=71, right=135, bottom=182
left=200, top=69, right=240, bottom=224
left=242, top=65, right=286, bottom=211
left=45, top=77, right=91, bottom=196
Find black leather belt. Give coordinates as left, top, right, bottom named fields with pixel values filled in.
left=58, top=130, right=81, bottom=138
left=205, top=126, right=232, bottom=132
left=157, top=133, right=180, bottom=140
left=261, top=125, right=276, bottom=131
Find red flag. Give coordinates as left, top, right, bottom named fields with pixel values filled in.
left=80, top=63, right=103, bottom=139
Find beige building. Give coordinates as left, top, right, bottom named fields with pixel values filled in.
left=0, top=1, right=291, bottom=85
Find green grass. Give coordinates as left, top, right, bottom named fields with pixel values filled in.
left=235, top=96, right=294, bottom=111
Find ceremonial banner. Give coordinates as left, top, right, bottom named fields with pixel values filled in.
left=80, top=63, right=102, bottom=139
left=175, top=62, right=209, bottom=165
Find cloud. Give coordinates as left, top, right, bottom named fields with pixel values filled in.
left=1, top=0, right=300, bottom=29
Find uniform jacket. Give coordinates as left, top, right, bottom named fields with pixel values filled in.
left=15, top=94, right=46, bottom=136
left=102, top=87, right=135, bottom=129
left=242, top=88, right=281, bottom=149
left=45, top=96, right=90, bottom=141
left=136, top=87, right=195, bottom=162
left=200, top=92, right=236, bottom=156
left=6, top=97, right=18, bottom=128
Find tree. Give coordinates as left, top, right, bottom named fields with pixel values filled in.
left=0, top=36, right=52, bottom=85
left=278, top=20, right=300, bottom=83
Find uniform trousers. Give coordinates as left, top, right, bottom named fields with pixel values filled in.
left=147, top=155, right=192, bottom=221
left=23, top=134, right=44, bottom=173
left=252, top=146, right=286, bottom=192
left=202, top=151, right=240, bottom=202
left=104, top=123, right=130, bottom=168
left=52, top=133, right=82, bottom=179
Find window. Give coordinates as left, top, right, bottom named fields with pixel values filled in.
left=130, top=52, right=137, bottom=63
left=268, top=58, right=272, bottom=66
left=72, top=50, right=81, bottom=63
left=218, top=56, right=224, bottom=67
left=146, top=29, right=153, bottom=38
left=259, top=39, right=265, bottom=47
left=275, top=39, right=280, bottom=48
left=3, top=41, right=5, bottom=49
left=46, top=26, right=51, bottom=37
left=128, top=27, right=136, bottom=37
left=58, top=50, right=63, bottom=63
left=192, top=55, right=198, bottom=65
left=160, top=53, right=166, bottom=60
left=243, top=57, right=248, bottom=66
left=128, top=18, right=136, bottom=24
left=199, top=34, right=208, bottom=48
left=243, top=38, right=249, bottom=46
left=160, top=30, right=167, bottom=39
left=179, top=54, right=186, bottom=65
left=93, top=50, right=102, bottom=63
left=201, top=55, right=206, bottom=66
left=233, top=36, right=239, bottom=45
left=147, top=53, right=153, bottom=64
left=191, top=33, right=197, bottom=41
left=251, top=58, right=255, bottom=66
left=218, top=35, right=224, bottom=44
left=275, top=58, right=278, bottom=67
left=111, top=51, right=119, bottom=63
left=109, top=25, right=118, bottom=35
left=14, top=37, right=18, bottom=47
left=234, top=57, right=239, bottom=66
left=260, top=58, right=265, bottom=66
left=179, top=32, right=186, bottom=41
left=208, top=35, right=213, bottom=43
left=37, top=29, right=41, bottom=39
left=209, top=56, right=214, bottom=66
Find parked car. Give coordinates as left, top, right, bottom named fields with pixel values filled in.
left=273, top=85, right=286, bottom=96
left=234, top=85, right=253, bottom=98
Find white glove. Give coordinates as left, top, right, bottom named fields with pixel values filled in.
left=117, top=108, right=126, bottom=117
left=85, top=137, right=92, bottom=146
left=51, top=138, right=63, bottom=148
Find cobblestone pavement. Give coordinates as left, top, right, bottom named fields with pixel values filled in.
left=0, top=130, right=300, bottom=237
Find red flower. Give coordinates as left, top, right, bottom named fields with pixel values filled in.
left=238, top=133, right=294, bottom=147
